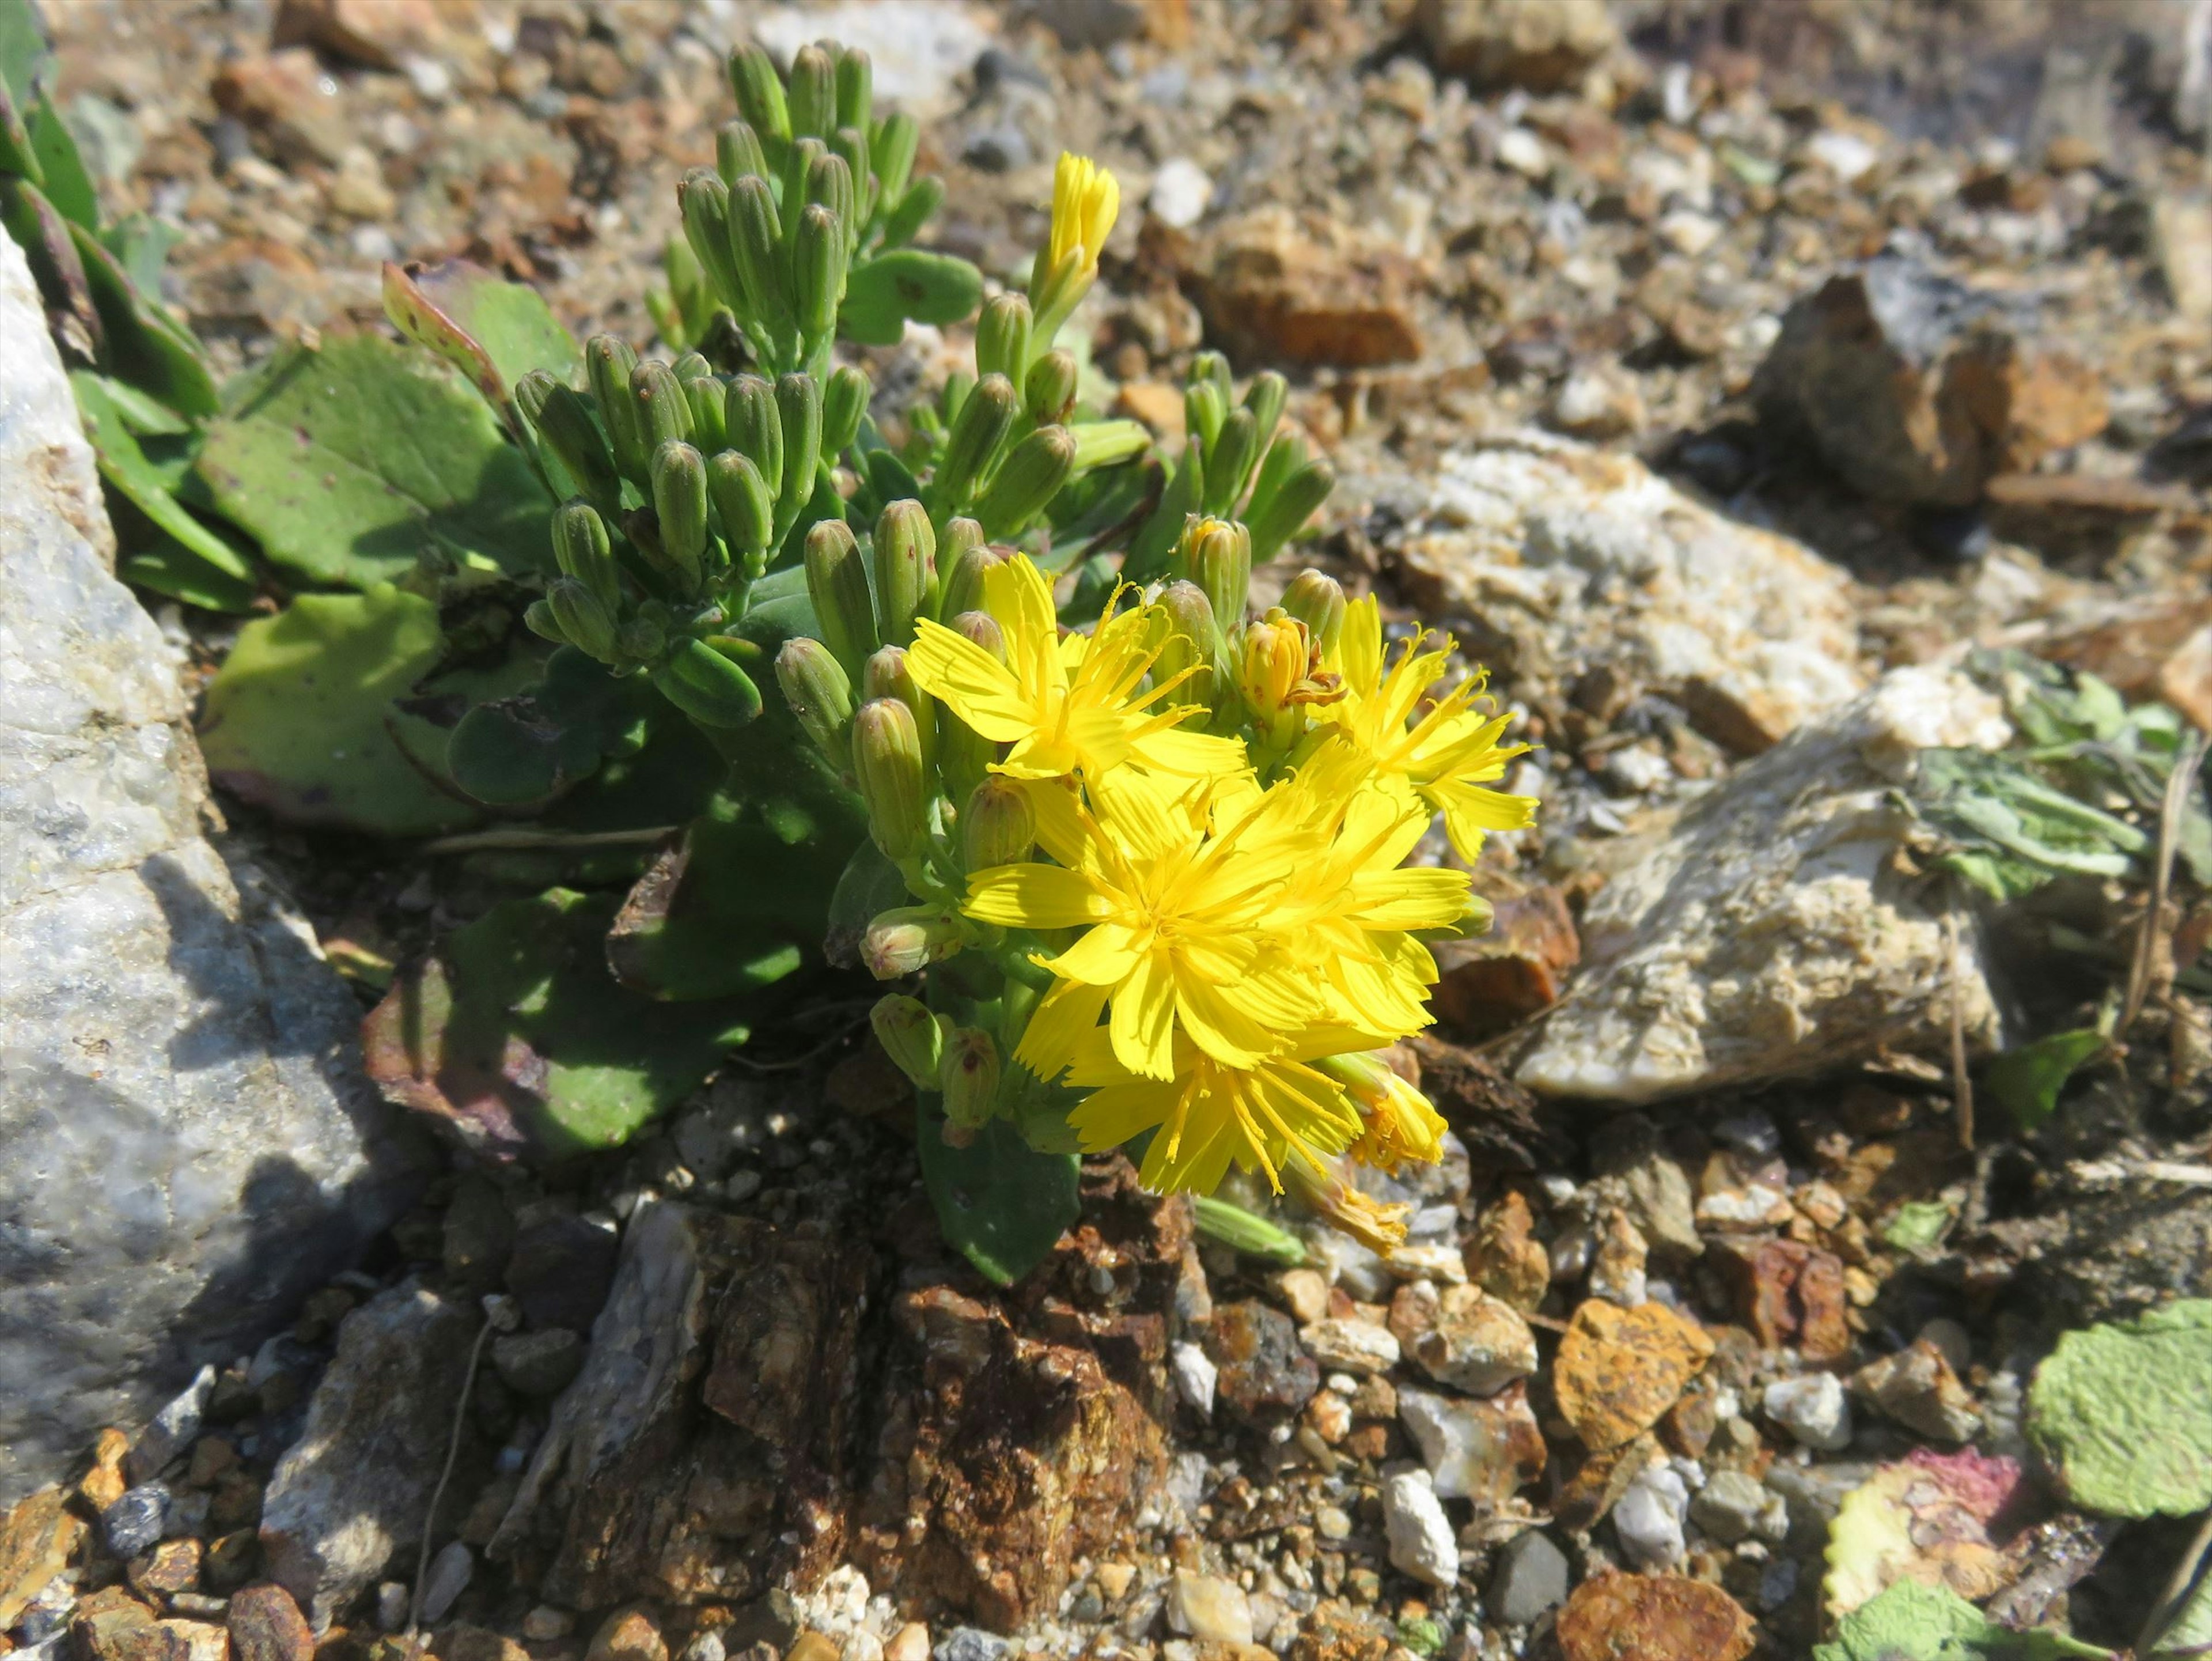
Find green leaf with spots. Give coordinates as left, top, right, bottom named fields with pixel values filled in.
left=916, top=1098, right=1080, bottom=1285
left=839, top=249, right=984, bottom=346
left=2029, top=1299, right=2212, bottom=1518
left=194, top=332, right=553, bottom=588
left=381, top=259, right=581, bottom=416
left=360, top=887, right=748, bottom=1163
left=0, top=0, right=50, bottom=108
left=196, top=585, right=482, bottom=836
left=1812, top=1581, right=2107, bottom=1660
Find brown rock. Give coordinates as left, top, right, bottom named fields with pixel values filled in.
left=1551, top=1434, right=1660, bottom=1534
left=82, top=1429, right=132, bottom=1513
left=1415, top=0, right=1619, bottom=91
left=70, top=1593, right=226, bottom=1661
left=1404, top=1288, right=1537, bottom=1397
left=1464, top=1192, right=1549, bottom=1312
left=1195, top=208, right=1422, bottom=369
left=1, top=1485, right=86, bottom=1629
left=1555, top=1573, right=1755, bottom=1661
left=432, top=1628, right=528, bottom=1661
left=1112, top=381, right=1187, bottom=440
left=584, top=1609, right=666, bottom=1661
left=227, top=1586, right=313, bottom=1661
left=1718, top=1239, right=1851, bottom=1362
left=1553, top=1300, right=1715, bottom=1452
left=129, top=1539, right=203, bottom=1597
left=272, top=0, right=460, bottom=70
left=209, top=50, right=351, bottom=167
left=1431, top=882, right=1580, bottom=1031
left=1286, top=1606, right=1391, bottom=1661
left=1853, top=1341, right=1980, bottom=1443
left=1200, top=1300, right=1320, bottom=1422
left=2038, top=599, right=2212, bottom=735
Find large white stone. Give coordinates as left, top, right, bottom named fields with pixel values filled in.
left=0, top=232, right=416, bottom=1504
left=1518, top=667, right=2012, bottom=1103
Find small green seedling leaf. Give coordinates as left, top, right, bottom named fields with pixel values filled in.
left=381, top=258, right=581, bottom=417
left=1983, top=1027, right=2105, bottom=1132
left=1881, top=1199, right=1955, bottom=1253
left=839, top=249, right=984, bottom=346
left=916, top=1099, right=1080, bottom=1285
left=196, top=585, right=482, bottom=835
left=2029, top=1299, right=2212, bottom=1518
left=195, top=332, right=553, bottom=588
left=362, top=887, right=747, bottom=1163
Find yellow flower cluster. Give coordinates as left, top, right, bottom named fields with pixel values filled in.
left=908, top=551, right=1534, bottom=1195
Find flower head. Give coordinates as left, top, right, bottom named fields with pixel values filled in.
left=1048, top=153, right=1119, bottom=282
left=908, top=551, right=1244, bottom=784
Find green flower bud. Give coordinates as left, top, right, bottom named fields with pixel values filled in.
left=935, top=532, right=1001, bottom=623
left=617, top=614, right=665, bottom=661
left=975, top=293, right=1033, bottom=385
left=548, top=576, right=618, bottom=662
left=963, top=777, right=1035, bottom=871
left=679, top=169, right=743, bottom=315
left=787, top=43, right=836, bottom=140
left=728, top=174, right=791, bottom=329
left=937, top=611, right=1005, bottom=797
left=870, top=993, right=943, bottom=1087
left=1242, top=370, right=1287, bottom=455
left=1183, top=379, right=1225, bottom=456
left=823, top=364, right=872, bottom=461
left=1023, top=349, right=1078, bottom=425
left=728, top=44, right=791, bottom=145
left=655, top=637, right=764, bottom=728
left=650, top=441, right=710, bottom=589
left=880, top=175, right=944, bottom=248
left=775, top=372, right=824, bottom=533
left=1187, top=516, right=1252, bottom=627
left=975, top=424, right=1075, bottom=540
left=802, top=517, right=878, bottom=682
left=863, top=643, right=936, bottom=775
left=774, top=635, right=854, bottom=763
left=872, top=499, right=936, bottom=646
left=706, top=450, right=775, bottom=574
left=871, top=113, right=919, bottom=209
left=1246, top=427, right=1308, bottom=523
left=586, top=334, right=649, bottom=486
left=1070, top=418, right=1150, bottom=473
left=631, top=359, right=693, bottom=454
left=1190, top=1195, right=1307, bottom=1265
left=852, top=697, right=928, bottom=861
left=551, top=498, right=620, bottom=613
left=1192, top=350, right=1233, bottom=411
left=1152, top=578, right=1224, bottom=708
left=1245, top=457, right=1335, bottom=564
left=716, top=120, right=769, bottom=187
left=834, top=47, right=872, bottom=134
left=778, top=136, right=824, bottom=252
left=934, top=373, right=1017, bottom=509
left=524, top=597, right=565, bottom=644
left=792, top=202, right=848, bottom=342
left=1279, top=569, right=1347, bottom=659
left=863, top=906, right=964, bottom=979
left=803, top=150, right=855, bottom=236
left=940, top=1026, right=1001, bottom=1129
left=1201, top=407, right=1258, bottom=517
left=832, top=126, right=873, bottom=222
left=677, top=361, right=728, bottom=453
left=514, top=368, right=559, bottom=427
left=726, top=374, right=783, bottom=494
left=529, top=383, right=622, bottom=516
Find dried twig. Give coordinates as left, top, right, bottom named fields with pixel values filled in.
left=2141, top=1503, right=2212, bottom=1656
left=1945, top=905, right=1974, bottom=1151
left=415, top=826, right=675, bottom=856
left=409, top=1316, right=493, bottom=1636
left=2120, top=728, right=2209, bottom=1041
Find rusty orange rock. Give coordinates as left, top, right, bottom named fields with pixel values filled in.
left=1553, top=1299, right=1716, bottom=1452
left=1556, top=1573, right=1755, bottom=1661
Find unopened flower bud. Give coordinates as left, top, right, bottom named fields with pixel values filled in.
left=1200, top=406, right=1258, bottom=517
left=727, top=43, right=791, bottom=144
left=823, top=363, right=871, bottom=460
left=528, top=382, right=622, bottom=517
left=852, top=697, right=927, bottom=861
left=586, top=334, right=648, bottom=486
left=716, top=120, right=770, bottom=187
left=1238, top=613, right=1310, bottom=728
left=1279, top=569, right=1346, bottom=659
left=676, top=354, right=727, bottom=451
left=1183, top=378, right=1225, bottom=456
left=1185, top=515, right=1252, bottom=627
left=631, top=360, right=693, bottom=457
left=975, top=292, right=1033, bottom=385
left=793, top=202, right=848, bottom=341
left=679, top=169, right=743, bottom=315
left=882, top=174, right=945, bottom=247
left=1243, top=371, right=1287, bottom=453
left=940, top=1027, right=1001, bottom=1128
left=870, top=112, right=919, bottom=207
left=1022, top=349, right=1078, bottom=425
left=523, top=597, right=564, bottom=645
left=862, top=906, right=963, bottom=978
left=616, top=614, right=665, bottom=660
left=774, top=636, right=854, bottom=764
left=728, top=175, right=790, bottom=329
left=804, top=149, right=855, bottom=231
left=1246, top=427, right=1308, bottom=524
left=803, top=518, right=878, bottom=683
left=870, top=993, right=942, bottom=1088
left=975, top=424, right=1075, bottom=540
left=834, top=46, right=873, bottom=133
left=963, top=777, right=1035, bottom=871
left=650, top=440, right=710, bottom=589
left=831, top=127, right=872, bottom=217
left=1246, top=456, right=1335, bottom=564
left=786, top=43, right=836, bottom=139
left=547, top=577, right=618, bottom=662
left=706, top=450, right=775, bottom=573
left=654, top=638, right=763, bottom=729
left=864, top=644, right=935, bottom=774
left=935, top=373, right=1017, bottom=509
left=872, top=499, right=936, bottom=646
left=551, top=498, right=620, bottom=614
left=775, top=372, right=823, bottom=534
left=726, top=374, right=783, bottom=494
left=1151, top=579, right=1222, bottom=707
left=933, top=522, right=997, bottom=620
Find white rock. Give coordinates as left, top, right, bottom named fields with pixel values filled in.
left=1148, top=158, right=1213, bottom=230
left=1170, top=1341, right=1218, bottom=1419
left=418, top=1539, right=472, bottom=1624
left=1396, top=1386, right=1533, bottom=1504
left=753, top=3, right=992, bottom=113
left=1518, top=667, right=2010, bottom=1103
left=1763, top=1372, right=1853, bottom=1452
left=126, top=1366, right=215, bottom=1485
left=1382, top=1470, right=1458, bottom=1587
left=0, top=230, right=413, bottom=1508
left=1298, top=1317, right=1400, bottom=1376
left=1165, top=1571, right=1252, bottom=1645
left=1805, top=128, right=1880, bottom=183
left=1612, top=1463, right=1688, bottom=1568
left=1495, top=127, right=1550, bottom=179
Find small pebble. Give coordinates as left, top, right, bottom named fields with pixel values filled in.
left=1169, top=1342, right=1217, bottom=1419
left=418, top=1539, right=472, bottom=1624
left=1165, top=1572, right=1252, bottom=1645
left=1763, top=1372, right=1853, bottom=1451
left=374, top=1582, right=410, bottom=1633
left=102, top=1484, right=169, bottom=1559
left=1612, top=1463, right=1689, bottom=1568
left=1487, top=1530, right=1569, bottom=1626
left=524, top=1607, right=576, bottom=1641
left=1381, top=1471, right=1458, bottom=1588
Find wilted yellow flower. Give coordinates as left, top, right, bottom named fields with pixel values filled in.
left=907, top=551, right=1244, bottom=784
left=1048, top=153, right=1119, bottom=281
left=1319, top=595, right=1536, bottom=862
left=1319, top=1050, right=1448, bottom=1172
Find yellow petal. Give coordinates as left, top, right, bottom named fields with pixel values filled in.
left=1015, top=978, right=1109, bottom=1081
left=1109, top=947, right=1177, bottom=1079
left=963, top=861, right=1111, bottom=929
left=908, top=618, right=1035, bottom=740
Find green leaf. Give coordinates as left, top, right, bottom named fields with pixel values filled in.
left=195, top=333, right=554, bottom=588
left=67, top=220, right=218, bottom=416
left=2150, top=1558, right=2212, bottom=1659
left=915, top=1099, right=1080, bottom=1285
left=2029, top=1299, right=2212, bottom=1518
left=1881, top=1198, right=1955, bottom=1252
left=361, top=887, right=746, bottom=1163
left=71, top=371, right=252, bottom=580
left=27, top=89, right=94, bottom=228
left=604, top=804, right=825, bottom=1001
left=826, top=840, right=910, bottom=969
left=1, top=175, right=100, bottom=355
left=1812, top=1580, right=2108, bottom=1660
left=839, top=249, right=984, bottom=346
left=0, top=0, right=51, bottom=109
left=0, top=79, right=40, bottom=184
left=121, top=536, right=256, bottom=612
left=100, top=211, right=183, bottom=297
left=85, top=368, right=191, bottom=435
left=381, top=259, right=581, bottom=418
left=1983, top=1028, right=2105, bottom=1132
left=196, top=585, right=483, bottom=836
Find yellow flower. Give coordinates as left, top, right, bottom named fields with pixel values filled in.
left=1048, top=153, right=1119, bottom=281
left=907, top=551, right=1244, bottom=784
left=1062, top=1024, right=1368, bottom=1194
left=1318, top=595, right=1536, bottom=862
left=964, top=768, right=1320, bottom=1083
left=1319, top=1050, right=1449, bottom=1172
